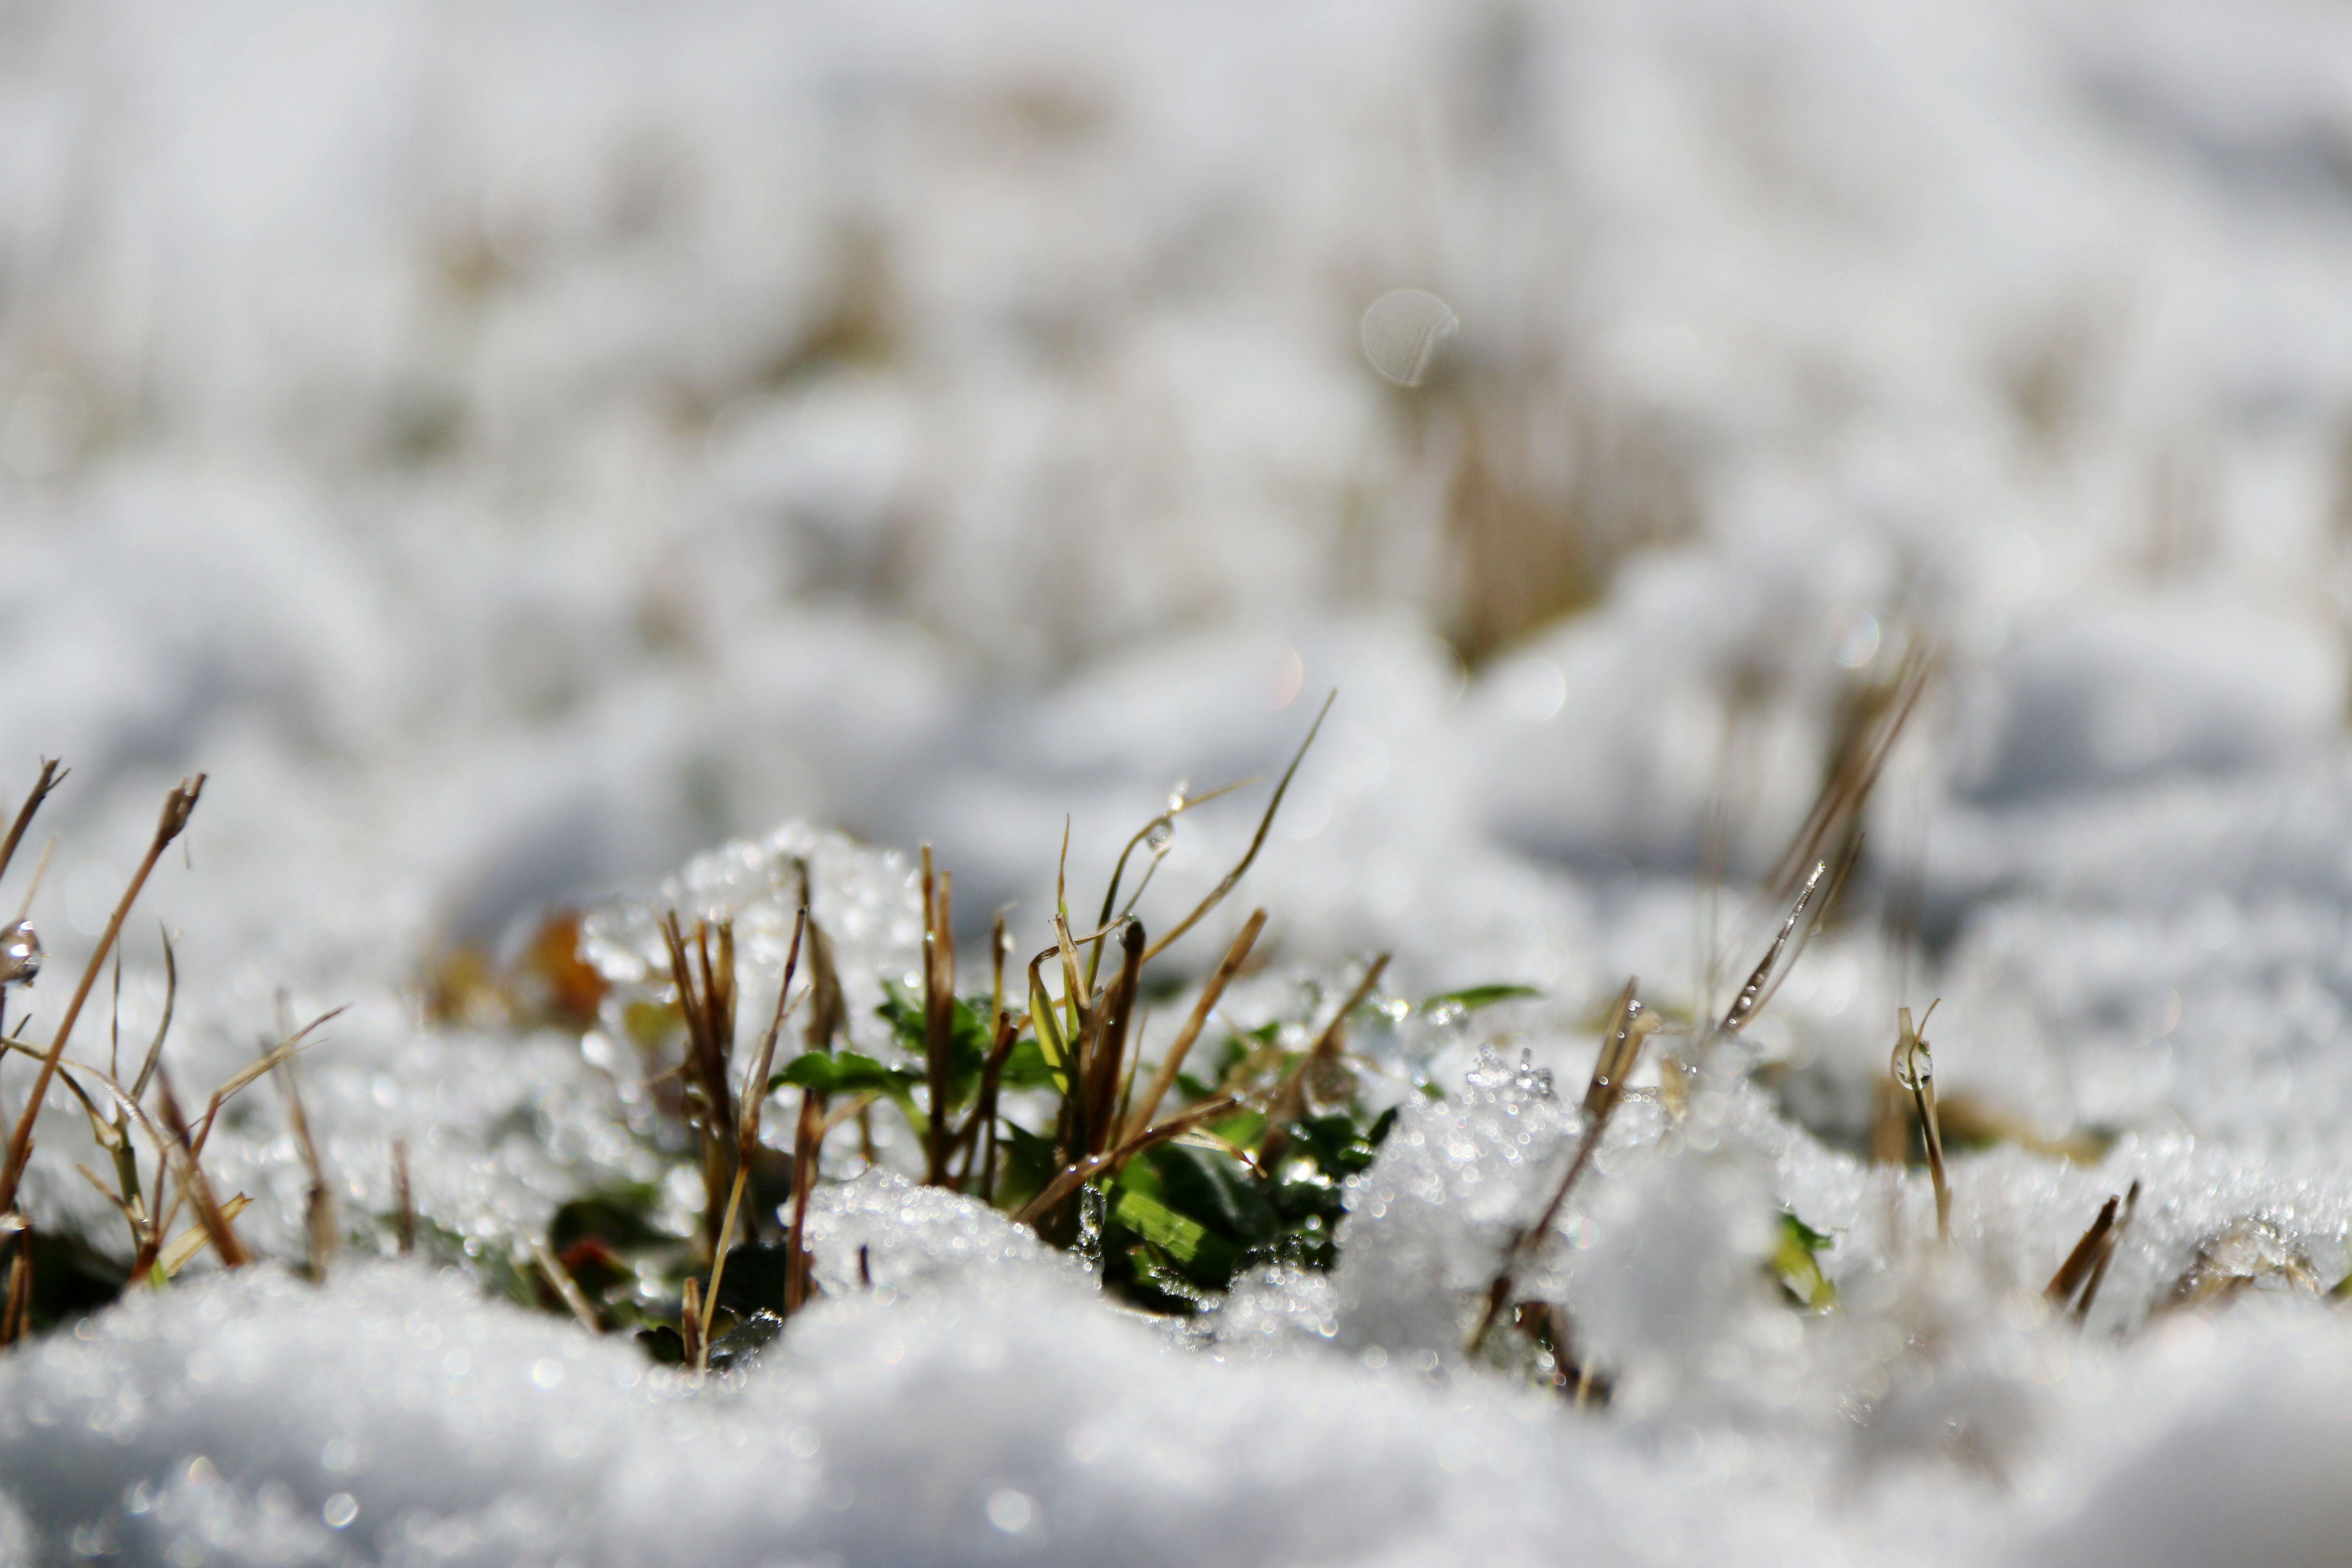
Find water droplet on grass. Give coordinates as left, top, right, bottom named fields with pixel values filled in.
left=0, top=920, right=39, bottom=986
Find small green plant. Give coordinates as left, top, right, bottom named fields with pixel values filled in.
left=517, top=697, right=1376, bottom=1357
left=1772, top=1210, right=1836, bottom=1310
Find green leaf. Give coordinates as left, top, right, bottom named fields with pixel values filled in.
left=1210, top=1109, right=1267, bottom=1149
left=1781, top=1210, right=1833, bottom=1252
left=1173, top=1070, right=1220, bottom=1102
left=875, top=976, right=924, bottom=1049
left=998, top=1035, right=1058, bottom=1093
left=994, top=1120, right=1060, bottom=1212
left=1207, top=1022, right=1278, bottom=1085
left=1421, top=984, right=1541, bottom=1013
left=1772, top=1209, right=1836, bottom=1310
left=839, top=1052, right=925, bottom=1097
left=547, top=1184, right=669, bottom=1255
left=876, top=982, right=999, bottom=1110
left=775, top=1051, right=840, bottom=1092
left=711, top=1242, right=791, bottom=1319
left=1290, top=1113, right=1381, bottom=1177
left=1109, top=1187, right=1238, bottom=1286
left=775, top=1051, right=923, bottom=1102
left=1116, top=1243, right=1214, bottom=1314
left=1030, top=978, right=1068, bottom=1075
left=1148, top=1143, right=1278, bottom=1249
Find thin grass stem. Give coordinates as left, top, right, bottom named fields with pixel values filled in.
left=0, top=776, right=202, bottom=1221
left=1138, top=691, right=1332, bottom=965
left=1124, top=909, right=1265, bottom=1143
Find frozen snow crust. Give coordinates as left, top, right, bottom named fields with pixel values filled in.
left=0, top=1247, right=1795, bottom=1568
left=13, top=1146, right=2352, bottom=1568
left=10, top=0, right=2352, bottom=1562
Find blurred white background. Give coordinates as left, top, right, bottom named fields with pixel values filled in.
left=4, top=0, right=2350, bottom=997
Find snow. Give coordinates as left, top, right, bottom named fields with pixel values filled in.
left=5, top=0, right=2352, bottom=1561
left=1323, top=1047, right=1579, bottom=1363
left=0, top=1248, right=1760, bottom=1568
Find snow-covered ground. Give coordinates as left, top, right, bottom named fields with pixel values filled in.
left=6, top=0, right=2352, bottom=1561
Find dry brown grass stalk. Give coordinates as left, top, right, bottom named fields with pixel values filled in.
left=127, top=1013, right=343, bottom=1266
left=1139, top=692, right=1330, bottom=965
left=128, top=925, right=174, bottom=1101
left=782, top=898, right=840, bottom=1319
left=0, top=760, right=64, bottom=889
left=784, top=1083, right=827, bottom=1316
left=1012, top=1092, right=1244, bottom=1229
left=1869, top=1072, right=1909, bottom=1169
left=1258, top=952, right=1390, bottom=1172
left=393, top=1140, right=416, bottom=1257
left=1024, top=914, right=1147, bottom=1240
left=1433, top=376, right=1698, bottom=668
left=532, top=1237, right=602, bottom=1334
left=1581, top=977, right=1645, bottom=1121
left=2048, top=1180, right=2138, bottom=1323
left=2046, top=1194, right=2117, bottom=1309
left=793, top=859, right=847, bottom=1056
left=1085, top=779, right=1250, bottom=990
left=700, top=907, right=806, bottom=1364
left=947, top=1007, right=1023, bottom=1192
left=154, top=1067, right=248, bottom=1270
left=989, top=911, right=1009, bottom=1024
left=0, top=774, right=203, bottom=1221
left=1764, top=645, right=1933, bottom=910
left=1124, top=908, right=1266, bottom=1143
left=1720, top=860, right=1831, bottom=1040
left=1083, top=920, right=1145, bottom=1160
left=152, top=1196, right=251, bottom=1279
left=659, top=912, right=741, bottom=1255
left=273, top=1047, right=334, bottom=1281
left=1473, top=846, right=1838, bottom=1360
left=1891, top=1002, right=1951, bottom=1243
left=0, top=981, right=310, bottom=1295
left=679, top=1276, right=704, bottom=1368
left=0, top=1040, right=179, bottom=1279
left=1467, top=978, right=1655, bottom=1356
left=919, top=848, right=957, bottom=1184
left=194, top=1020, right=341, bottom=1142
left=0, top=1224, right=28, bottom=1345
